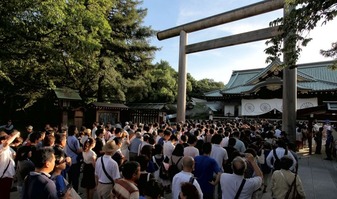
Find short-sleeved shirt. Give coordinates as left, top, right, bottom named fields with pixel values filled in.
left=210, top=144, right=228, bottom=172
left=0, top=144, right=15, bottom=178
left=65, top=136, right=80, bottom=164
left=95, top=155, right=120, bottom=184
left=184, top=146, right=199, bottom=158
left=220, top=173, right=262, bottom=199
left=82, top=149, right=97, bottom=164
left=194, top=155, right=221, bottom=196
left=172, top=171, right=203, bottom=199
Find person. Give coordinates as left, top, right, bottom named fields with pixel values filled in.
left=220, top=154, right=263, bottom=199
left=0, top=120, right=14, bottom=134
left=120, top=130, right=130, bottom=161
left=233, top=130, right=246, bottom=153
left=140, top=178, right=164, bottom=199
left=179, top=182, right=201, bottom=199
left=172, top=156, right=203, bottom=199
left=112, top=137, right=125, bottom=167
left=112, top=161, right=141, bottom=199
left=22, top=125, right=33, bottom=145
left=184, top=135, right=199, bottom=158
left=22, top=147, right=58, bottom=199
left=95, top=140, right=120, bottom=199
left=325, top=130, right=334, bottom=160
left=52, top=146, right=80, bottom=199
left=81, top=137, right=97, bottom=199
left=314, top=127, right=323, bottom=154
left=194, top=142, right=221, bottom=199
left=129, top=132, right=142, bottom=161
left=163, top=134, right=177, bottom=159
left=223, top=137, right=239, bottom=173
left=135, top=155, right=154, bottom=197
left=271, top=156, right=306, bottom=199
left=93, top=128, right=105, bottom=157
left=0, top=130, right=20, bottom=199
left=15, top=145, right=35, bottom=198
left=259, top=142, right=272, bottom=193
left=169, top=143, right=184, bottom=172
left=65, top=125, right=83, bottom=192
left=266, top=139, right=297, bottom=171
left=53, top=133, right=71, bottom=179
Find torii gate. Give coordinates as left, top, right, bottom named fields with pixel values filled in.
left=157, top=0, right=297, bottom=142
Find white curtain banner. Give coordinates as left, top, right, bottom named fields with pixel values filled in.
left=241, top=98, right=317, bottom=116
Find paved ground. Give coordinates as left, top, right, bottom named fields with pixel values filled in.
left=11, top=147, right=337, bottom=199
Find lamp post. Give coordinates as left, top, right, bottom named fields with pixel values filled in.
left=60, top=99, right=70, bottom=127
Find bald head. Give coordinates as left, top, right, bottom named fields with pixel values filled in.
left=182, top=156, right=194, bottom=171
left=232, top=157, right=247, bottom=175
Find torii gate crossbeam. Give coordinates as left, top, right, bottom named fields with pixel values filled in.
left=157, top=0, right=297, bottom=142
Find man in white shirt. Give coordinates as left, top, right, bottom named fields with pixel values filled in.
left=266, top=139, right=297, bottom=171
left=172, top=156, right=203, bottom=199
left=163, top=134, right=177, bottom=159
left=220, top=154, right=263, bottom=199
left=95, top=140, right=120, bottom=199
left=184, top=135, right=199, bottom=158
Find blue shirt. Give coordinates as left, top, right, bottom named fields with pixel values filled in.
left=194, top=155, right=221, bottom=196
left=65, top=136, right=80, bottom=164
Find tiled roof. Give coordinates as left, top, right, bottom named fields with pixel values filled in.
left=54, top=88, right=82, bottom=100
left=205, top=60, right=337, bottom=97
left=127, top=103, right=168, bottom=110
left=204, top=90, right=222, bottom=97
left=91, top=102, right=128, bottom=110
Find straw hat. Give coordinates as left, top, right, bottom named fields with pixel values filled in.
left=103, top=140, right=118, bottom=153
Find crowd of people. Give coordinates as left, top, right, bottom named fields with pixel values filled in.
left=1, top=118, right=334, bottom=199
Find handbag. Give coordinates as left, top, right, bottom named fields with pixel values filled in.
left=284, top=164, right=302, bottom=199
left=284, top=175, right=301, bottom=199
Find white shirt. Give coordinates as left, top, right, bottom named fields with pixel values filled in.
left=274, top=129, right=282, bottom=138
left=266, top=147, right=297, bottom=170
left=82, top=149, right=97, bottom=164
left=95, top=155, right=120, bottom=183
left=210, top=144, right=228, bottom=172
left=163, top=141, right=175, bottom=158
left=184, top=146, right=199, bottom=158
left=220, top=137, right=229, bottom=147
left=92, top=127, right=97, bottom=139
left=0, top=144, right=15, bottom=178
left=220, top=173, right=262, bottom=199
left=172, top=171, right=203, bottom=199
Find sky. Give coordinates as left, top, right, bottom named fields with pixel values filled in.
left=141, top=0, right=336, bottom=84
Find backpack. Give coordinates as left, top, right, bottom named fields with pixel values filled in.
left=273, top=148, right=288, bottom=171
left=153, top=156, right=170, bottom=180
left=159, top=162, right=170, bottom=180
left=168, top=156, right=183, bottom=181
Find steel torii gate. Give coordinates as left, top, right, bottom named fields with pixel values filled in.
left=157, top=0, right=297, bottom=142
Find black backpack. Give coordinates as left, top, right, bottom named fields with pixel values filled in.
left=272, top=148, right=288, bottom=171
left=168, top=156, right=183, bottom=181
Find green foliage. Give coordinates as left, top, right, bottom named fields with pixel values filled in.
left=0, top=0, right=223, bottom=113
left=0, top=0, right=159, bottom=110
left=265, top=1, right=337, bottom=67
left=187, top=75, right=224, bottom=99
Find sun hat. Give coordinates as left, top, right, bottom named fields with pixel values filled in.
left=102, top=140, right=118, bottom=153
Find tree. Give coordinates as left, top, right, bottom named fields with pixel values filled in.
left=265, top=0, right=337, bottom=67
left=187, top=75, right=224, bottom=99
left=0, top=0, right=159, bottom=113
